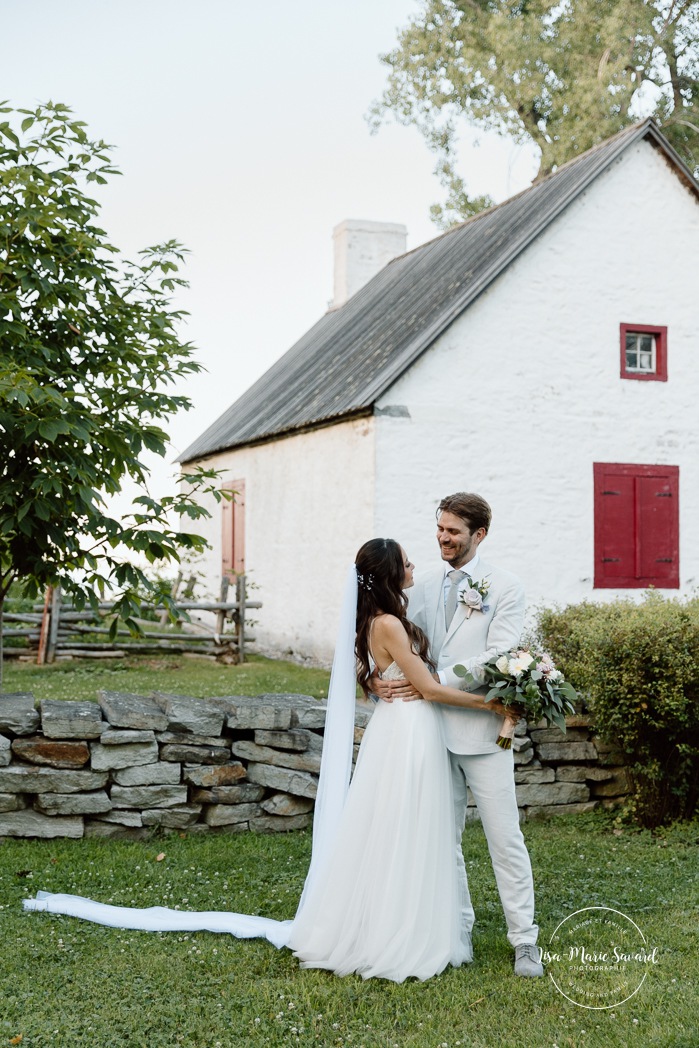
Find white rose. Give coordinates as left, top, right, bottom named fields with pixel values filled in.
left=495, top=655, right=510, bottom=673
left=459, top=588, right=482, bottom=609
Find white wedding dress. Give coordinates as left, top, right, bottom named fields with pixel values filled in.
left=287, top=662, right=472, bottom=982
left=24, top=570, right=471, bottom=983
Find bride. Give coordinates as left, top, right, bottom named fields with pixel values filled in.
left=24, top=538, right=516, bottom=983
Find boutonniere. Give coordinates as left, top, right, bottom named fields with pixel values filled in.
left=457, top=575, right=491, bottom=618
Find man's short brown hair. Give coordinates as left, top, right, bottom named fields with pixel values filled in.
left=437, top=492, right=492, bottom=534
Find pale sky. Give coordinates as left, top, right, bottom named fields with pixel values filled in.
left=4, top=0, right=539, bottom=501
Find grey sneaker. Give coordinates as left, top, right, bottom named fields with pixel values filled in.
left=514, top=943, right=544, bottom=977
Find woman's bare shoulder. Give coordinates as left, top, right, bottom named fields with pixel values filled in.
left=372, top=614, right=407, bottom=640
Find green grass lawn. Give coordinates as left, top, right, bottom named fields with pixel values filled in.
left=2, top=653, right=332, bottom=702
left=1, top=657, right=698, bottom=1045
left=1, top=813, right=697, bottom=1048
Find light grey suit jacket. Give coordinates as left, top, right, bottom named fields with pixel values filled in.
left=408, top=558, right=525, bottom=754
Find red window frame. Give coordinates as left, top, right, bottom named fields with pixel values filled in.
left=620, top=323, right=667, bottom=382
left=593, top=463, right=679, bottom=588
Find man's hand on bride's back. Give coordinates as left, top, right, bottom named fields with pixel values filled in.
left=369, top=674, right=422, bottom=703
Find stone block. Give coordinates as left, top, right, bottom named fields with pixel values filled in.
left=514, top=767, right=556, bottom=784
left=152, top=692, right=225, bottom=736
left=10, top=738, right=90, bottom=769
left=513, top=746, right=534, bottom=766
left=556, top=766, right=614, bottom=783
left=246, top=762, right=317, bottom=799
left=90, top=740, right=159, bottom=771
left=160, top=744, right=231, bottom=765
left=249, top=813, right=313, bottom=834
left=0, top=734, right=11, bottom=767
left=512, top=735, right=532, bottom=752
left=220, top=693, right=327, bottom=731
left=209, top=821, right=249, bottom=835
left=593, top=738, right=623, bottom=754
left=40, top=700, right=104, bottom=739
left=98, top=691, right=168, bottom=731
left=100, top=729, right=156, bottom=745
left=182, top=763, right=246, bottom=788
left=84, top=821, right=150, bottom=840
left=204, top=802, right=263, bottom=826
left=0, top=793, right=28, bottom=813
left=191, top=784, right=264, bottom=804
left=261, top=793, right=315, bottom=816
left=591, top=768, right=632, bottom=797
left=220, top=695, right=293, bottom=731
left=529, top=727, right=590, bottom=743
left=354, top=703, right=373, bottom=729
left=110, top=785, right=188, bottom=809
left=524, top=801, right=599, bottom=819
left=0, top=695, right=40, bottom=737
left=112, top=762, right=182, bottom=787
left=593, top=740, right=627, bottom=766
left=516, top=782, right=590, bottom=806
left=92, top=809, right=143, bottom=827
left=553, top=767, right=586, bottom=783
left=35, top=791, right=112, bottom=816
left=231, top=740, right=321, bottom=774
left=254, top=729, right=319, bottom=753
left=155, top=732, right=230, bottom=748
left=0, top=694, right=40, bottom=736
left=536, top=742, right=597, bottom=763
left=565, top=715, right=593, bottom=728
left=0, top=766, right=108, bottom=794
left=0, top=809, right=83, bottom=838
left=141, top=805, right=202, bottom=829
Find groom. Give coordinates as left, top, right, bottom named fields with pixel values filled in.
left=374, top=492, right=543, bottom=977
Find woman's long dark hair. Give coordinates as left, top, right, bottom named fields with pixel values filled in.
left=355, top=538, right=434, bottom=698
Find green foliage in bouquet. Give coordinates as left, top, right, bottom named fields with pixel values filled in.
left=454, top=649, right=577, bottom=749
left=538, top=592, right=699, bottom=828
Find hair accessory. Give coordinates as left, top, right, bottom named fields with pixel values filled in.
left=356, top=571, right=374, bottom=592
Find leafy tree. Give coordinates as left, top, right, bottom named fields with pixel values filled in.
left=371, top=0, right=699, bottom=227
left=0, top=101, right=225, bottom=680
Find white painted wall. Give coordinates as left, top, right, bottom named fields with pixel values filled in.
left=374, top=140, right=699, bottom=614
left=186, top=417, right=376, bottom=662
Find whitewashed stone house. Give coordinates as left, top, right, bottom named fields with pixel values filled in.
left=180, top=120, right=699, bottom=662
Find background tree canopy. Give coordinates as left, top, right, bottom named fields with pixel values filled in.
left=0, top=102, right=224, bottom=654
left=372, top=0, right=699, bottom=226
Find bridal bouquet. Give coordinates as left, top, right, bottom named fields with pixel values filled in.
left=455, top=648, right=578, bottom=749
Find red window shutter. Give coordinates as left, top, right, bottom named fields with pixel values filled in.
left=232, top=479, right=246, bottom=575
left=637, top=474, right=678, bottom=584
left=594, top=467, right=635, bottom=584
left=594, top=464, right=679, bottom=588
left=221, top=479, right=245, bottom=579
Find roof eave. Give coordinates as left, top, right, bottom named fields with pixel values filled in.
left=178, top=405, right=375, bottom=464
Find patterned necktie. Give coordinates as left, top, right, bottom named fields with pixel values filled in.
left=444, top=569, right=466, bottom=629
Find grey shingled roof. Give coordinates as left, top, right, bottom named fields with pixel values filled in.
left=180, top=120, right=698, bottom=463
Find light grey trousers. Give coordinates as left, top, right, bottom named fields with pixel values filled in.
left=450, top=748, right=539, bottom=948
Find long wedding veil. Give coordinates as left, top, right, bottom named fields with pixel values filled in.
left=23, top=565, right=359, bottom=948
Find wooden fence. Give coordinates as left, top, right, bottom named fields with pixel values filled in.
left=1, top=575, right=260, bottom=663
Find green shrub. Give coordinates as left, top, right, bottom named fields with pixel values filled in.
left=537, top=591, right=699, bottom=828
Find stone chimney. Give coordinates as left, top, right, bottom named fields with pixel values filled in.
left=331, top=219, right=407, bottom=309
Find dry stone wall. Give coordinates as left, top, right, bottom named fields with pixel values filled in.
left=0, top=693, right=628, bottom=839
